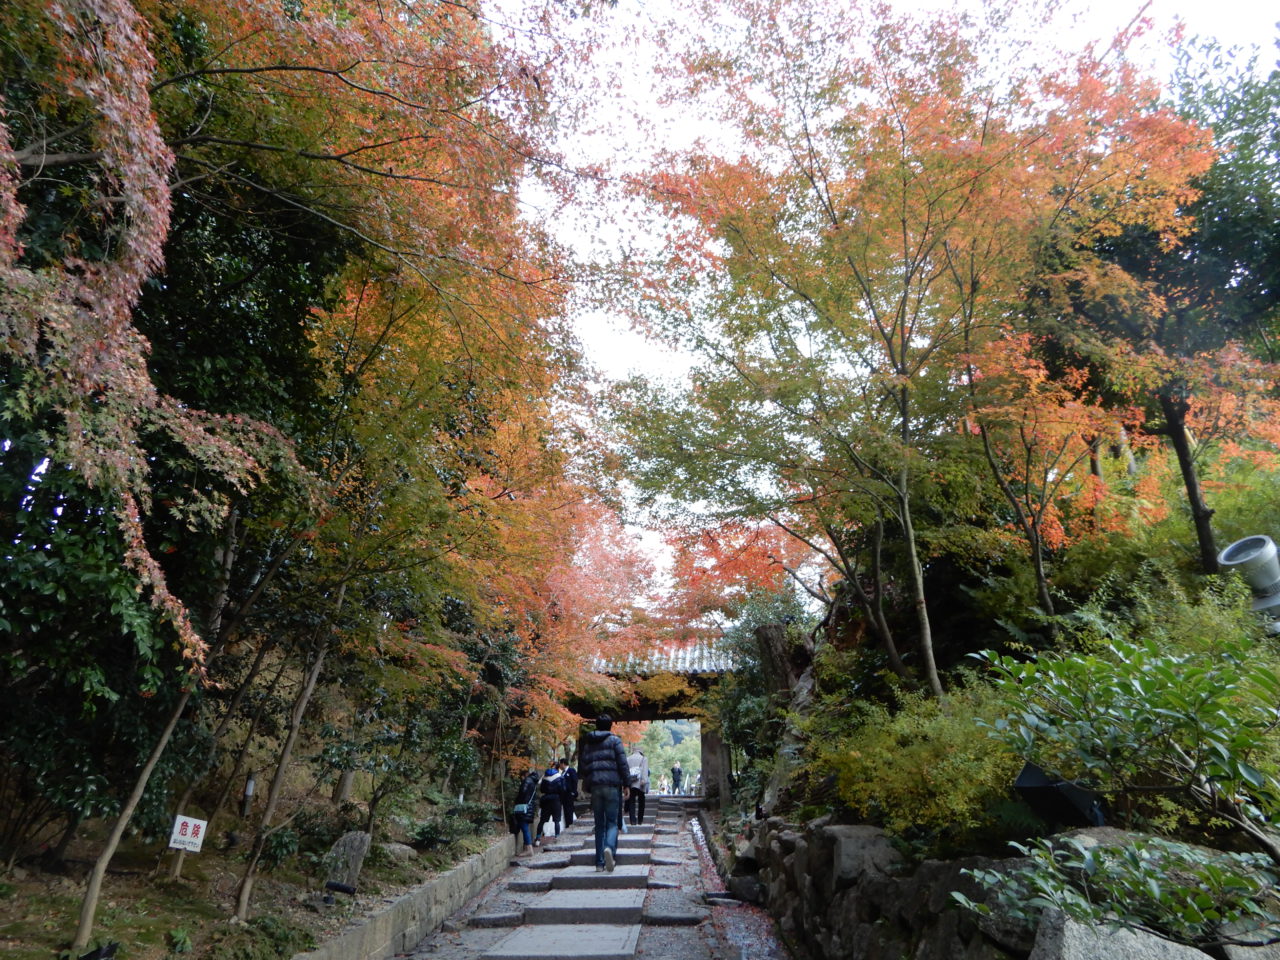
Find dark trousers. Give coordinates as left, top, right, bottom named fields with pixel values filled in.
left=625, top=788, right=647, bottom=824
left=563, top=797, right=576, bottom=827
left=537, top=796, right=562, bottom=839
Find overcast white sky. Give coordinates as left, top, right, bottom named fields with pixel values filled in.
left=563, top=0, right=1280, bottom=384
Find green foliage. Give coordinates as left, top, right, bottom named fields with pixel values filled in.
left=258, top=828, right=300, bottom=873
left=291, top=804, right=365, bottom=860
left=409, top=815, right=474, bottom=850
left=815, top=679, right=1025, bottom=855
left=956, top=835, right=1280, bottom=949
left=699, top=590, right=812, bottom=806
left=207, top=916, right=315, bottom=960
left=166, top=927, right=193, bottom=955
left=978, top=581, right=1280, bottom=842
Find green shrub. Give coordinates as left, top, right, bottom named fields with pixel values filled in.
left=207, top=916, right=314, bottom=960
left=409, top=814, right=474, bottom=850
left=166, top=928, right=193, bottom=956
left=258, top=828, right=300, bottom=872
left=956, top=835, right=1280, bottom=949
left=816, top=679, right=1025, bottom=855
left=291, top=803, right=365, bottom=856
left=979, top=633, right=1280, bottom=848
left=446, top=800, right=497, bottom=830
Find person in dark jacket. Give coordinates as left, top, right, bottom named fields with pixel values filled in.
left=558, top=758, right=578, bottom=827
left=513, top=768, right=540, bottom=853
left=535, top=764, right=564, bottom=844
left=579, top=714, right=630, bottom=871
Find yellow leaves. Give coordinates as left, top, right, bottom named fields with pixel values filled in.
left=632, top=672, right=697, bottom=706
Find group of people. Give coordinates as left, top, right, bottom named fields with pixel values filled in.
left=511, top=757, right=578, bottom=852
left=510, top=715, right=702, bottom=872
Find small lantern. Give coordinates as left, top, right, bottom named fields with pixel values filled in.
left=240, top=771, right=256, bottom=817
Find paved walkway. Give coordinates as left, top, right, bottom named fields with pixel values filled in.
left=408, top=796, right=744, bottom=960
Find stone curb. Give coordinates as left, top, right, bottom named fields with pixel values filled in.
left=292, top=832, right=516, bottom=960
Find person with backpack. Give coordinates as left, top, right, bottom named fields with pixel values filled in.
left=625, top=747, right=649, bottom=824
left=558, top=757, right=578, bottom=827
left=511, top=768, right=540, bottom=854
left=535, top=763, right=564, bottom=845
left=579, top=714, right=630, bottom=871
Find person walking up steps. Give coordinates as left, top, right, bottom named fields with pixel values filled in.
left=579, top=714, right=630, bottom=872
left=535, top=763, right=564, bottom=844
left=625, top=746, right=649, bottom=824
left=558, top=757, right=578, bottom=827
left=512, top=768, right=540, bottom=854
left=671, top=760, right=683, bottom=795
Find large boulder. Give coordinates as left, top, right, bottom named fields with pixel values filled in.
left=1029, top=910, right=1209, bottom=960
left=324, top=830, right=372, bottom=891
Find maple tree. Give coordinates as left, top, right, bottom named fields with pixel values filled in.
left=661, top=522, right=809, bottom=637
left=1028, top=46, right=1280, bottom=573
left=0, top=0, right=630, bottom=945
left=962, top=331, right=1146, bottom=624
left=615, top=0, right=1213, bottom=693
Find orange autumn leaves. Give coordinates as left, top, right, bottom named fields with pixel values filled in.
left=964, top=325, right=1280, bottom=560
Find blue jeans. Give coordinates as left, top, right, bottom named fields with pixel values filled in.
left=590, top=785, right=621, bottom=867
left=520, top=820, right=533, bottom=847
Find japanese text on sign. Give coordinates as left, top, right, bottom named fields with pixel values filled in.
left=169, top=814, right=208, bottom=853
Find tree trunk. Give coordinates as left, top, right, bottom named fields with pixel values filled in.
left=233, top=579, right=345, bottom=920
left=332, top=769, right=355, bottom=805
left=72, top=687, right=193, bottom=949
left=1159, top=390, right=1219, bottom=574
left=895, top=386, right=942, bottom=698
left=1029, top=531, right=1058, bottom=630
left=825, top=519, right=909, bottom=681
left=168, top=638, right=274, bottom=878
left=900, top=485, right=943, bottom=697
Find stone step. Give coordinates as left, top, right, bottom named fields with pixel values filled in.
left=581, top=835, right=650, bottom=849
left=483, top=923, right=640, bottom=960
left=551, top=865, right=648, bottom=890
left=575, top=818, right=653, bottom=833
left=523, top=855, right=572, bottom=870
left=508, top=878, right=552, bottom=893
left=524, top=889, right=645, bottom=925
left=568, top=849, right=650, bottom=867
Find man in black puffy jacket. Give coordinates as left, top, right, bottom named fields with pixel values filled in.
left=579, top=714, right=630, bottom=871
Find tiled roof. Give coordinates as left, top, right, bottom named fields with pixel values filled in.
left=593, top=641, right=734, bottom=676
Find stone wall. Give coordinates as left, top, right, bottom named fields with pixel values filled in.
left=293, top=832, right=516, bottom=960
left=715, top=817, right=1275, bottom=960
left=724, top=815, right=1023, bottom=960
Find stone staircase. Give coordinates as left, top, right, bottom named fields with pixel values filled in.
left=467, top=796, right=708, bottom=960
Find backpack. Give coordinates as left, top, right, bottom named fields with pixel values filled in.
left=628, top=764, right=642, bottom=787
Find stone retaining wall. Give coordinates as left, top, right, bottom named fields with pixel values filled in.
left=293, top=833, right=516, bottom=960
left=721, top=814, right=1020, bottom=960
left=714, top=817, right=1272, bottom=960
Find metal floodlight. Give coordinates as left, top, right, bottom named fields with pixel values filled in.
left=1014, top=762, right=1106, bottom=828
left=1219, top=535, right=1280, bottom=634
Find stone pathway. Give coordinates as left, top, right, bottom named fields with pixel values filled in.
left=408, top=796, right=736, bottom=960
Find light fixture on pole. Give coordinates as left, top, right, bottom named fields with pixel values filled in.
left=1218, top=535, right=1280, bottom=634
